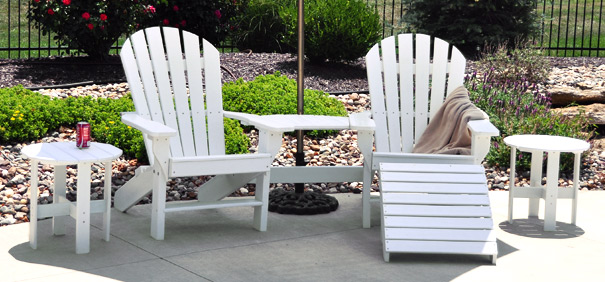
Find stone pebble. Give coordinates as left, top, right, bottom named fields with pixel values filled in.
left=2, top=66, right=605, bottom=226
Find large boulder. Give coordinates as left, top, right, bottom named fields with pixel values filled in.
left=551, top=103, right=605, bottom=124
left=548, top=86, right=605, bottom=106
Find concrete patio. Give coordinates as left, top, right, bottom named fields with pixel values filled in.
left=2, top=191, right=604, bottom=281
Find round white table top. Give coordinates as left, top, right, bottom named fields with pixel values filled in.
left=22, top=142, right=122, bottom=165
left=503, top=134, right=590, bottom=153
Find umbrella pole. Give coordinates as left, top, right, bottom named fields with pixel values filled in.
left=295, top=0, right=305, bottom=194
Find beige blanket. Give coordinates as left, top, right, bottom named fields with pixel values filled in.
left=411, top=86, right=486, bottom=155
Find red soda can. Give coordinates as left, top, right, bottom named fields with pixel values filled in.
left=76, top=122, right=91, bottom=148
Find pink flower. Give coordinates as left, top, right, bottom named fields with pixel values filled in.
left=180, top=20, right=186, bottom=27
left=82, top=12, right=90, bottom=20
left=162, top=19, right=169, bottom=25
left=62, top=0, right=71, bottom=5
left=173, top=5, right=179, bottom=12
left=34, top=0, right=40, bottom=3
left=87, top=23, right=94, bottom=30
left=100, top=14, right=107, bottom=21
left=147, top=5, right=156, bottom=13
left=214, top=10, right=221, bottom=19
left=47, top=8, right=54, bottom=15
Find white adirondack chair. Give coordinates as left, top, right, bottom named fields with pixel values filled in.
left=114, top=27, right=273, bottom=240
left=363, top=34, right=499, bottom=263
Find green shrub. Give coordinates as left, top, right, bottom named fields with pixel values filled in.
left=232, top=0, right=291, bottom=53
left=401, top=0, right=540, bottom=58
left=476, top=40, right=551, bottom=85
left=0, top=87, right=250, bottom=162
left=27, top=0, right=153, bottom=59
left=139, top=0, right=243, bottom=45
left=0, top=86, right=60, bottom=142
left=279, top=0, right=381, bottom=63
left=466, top=71, right=594, bottom=171
left=222, top=72, right=347, bottom=136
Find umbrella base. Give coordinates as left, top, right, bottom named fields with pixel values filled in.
left=268, top=189, right=339, bottom=215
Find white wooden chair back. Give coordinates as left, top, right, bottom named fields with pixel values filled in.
left=365, top=34, right=466, bottom=154
left=120, top=27, right=225, bottom=161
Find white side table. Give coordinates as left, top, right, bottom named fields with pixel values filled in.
left=504, top=135, right=589, bottom=231
left=22, top=142, right=122, bottom=254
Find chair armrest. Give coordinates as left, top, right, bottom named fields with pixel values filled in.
left=349, top=111, right=376, bottom=131
left=121, top=112, right=177, bottom=137
left=467, top=119, right=499, bottom=137
left=224, top=111, right=295, bottom=132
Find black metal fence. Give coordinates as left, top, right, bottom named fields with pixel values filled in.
left=1, top=0, right=603, bottom=59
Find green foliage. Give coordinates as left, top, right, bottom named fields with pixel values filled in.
left=401, top=0, right=540, bottom=58
left=231, top=0, right=291, bottom=53
left=476, top=40, right=551, bottom=85
left=466, top=71, right=593, bottom=171
left=279, top=0, right=381, bottom=63
left=139, top=0, right=243, bottom=45
left=27, top=0, right=153, bottom=59
left=0, top=86, right=59, bottom=142
left=222, top=72, right=347, bottom=136
left=0, top=86, right=250, bottom=161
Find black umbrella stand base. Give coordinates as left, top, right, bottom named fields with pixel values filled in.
left=268, top=188, right=339, bottom=215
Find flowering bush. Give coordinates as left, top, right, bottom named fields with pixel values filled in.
left=28, top=0, right=154, bottom=59
left=140, top=0, right=244, bottom=45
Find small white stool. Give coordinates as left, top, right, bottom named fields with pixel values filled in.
left=22, top=142, right=122, bottom=254
left=504, top=135, right=589, bottom=231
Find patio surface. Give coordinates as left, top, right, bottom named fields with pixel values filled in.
left=2, top=191, right=604, bottom=281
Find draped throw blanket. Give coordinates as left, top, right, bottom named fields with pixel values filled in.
left=412, top=86, right=487, bottom=155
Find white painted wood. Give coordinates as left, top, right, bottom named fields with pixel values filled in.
left=429, top=37, right=449, bottom=119
left=225, top=112, right=351, bottom=132
left=203, top=39, right=226, bottom=155
left=446, top=47, right=466, bottom=95
left=384, top=216, right=494, bottom=229
left=380, top=171, right=486, bottom=184
left=144, top=27, right=184, bottom=158
left=505, top=135, right=589, bottom=231
left=183, top=31, right=209, bottom=156
left=29, top=160, right=39, bottom=250
left=165, top=198, right=263, bottom=213
left=119, top=27, right=273, bottom=240
left=382, top=193, right=490, bottom=206
left=385, top=240, right=498, bottom=256
left=382, top=36, right=402, bottom=152
left=380, top=162, right=486, bottom=174
left=398, top=34, right=415, bottom=153
left=381, top=182, right=487, bottom=194
left=165, top=27, right=197, bottom=157
left=52, top=165, right=66, bottom=236
left=384, top=228, right=496, bottom=242
left=414, top=34, right=431, bottom=141
left=365, top=44, right=389, bottom=153
left=383, top=205, right=492, bottom=217
left=572, top=152, right=580, bottom=225
left=76, top=162, right=91, bottom=254
left=103, top=161, right=112, bottom=241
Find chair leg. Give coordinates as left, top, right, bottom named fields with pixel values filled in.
left=362, top=171, right=372, bottom=228
left=150, top=168, right=167, bottom=240
left=253, top=172, right=270, bottom=231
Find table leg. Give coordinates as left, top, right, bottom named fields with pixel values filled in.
left=76, top=162, right=91, bottom=254
left=529, top=151, right=544, bottom=217
left=103, top=161, right=112, bottom=241
left=508, top=146, right=516, bottom=223
left=29, top=160, right=39, bottom=250
left=52, top=165, right=67, bottom=236
left=544, top=151, right=560, bottom=231
left=572, top=152, right=581, bottom=225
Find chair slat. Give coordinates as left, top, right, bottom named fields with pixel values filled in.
left=183, top=31, right=209, bottom=156
left=164, top=27, right=196, bottom=157
left=429, top=37, right=449, bottom=120
left=381, top=36, right=402, bottom=153
left=447, top=46, right=466, bottom=96
left=366, top=44, right=389, bottom=153
left=143, top=27, right=183, bottom=157
left=398, top=34, right=415, bottom=153
left=130, top=29, right=164, bottom=125
left=414, top=34, right=431, bottom=143
left=202, top=39, right=226, bottom=155
left=120, top=41, right=150, bottom=120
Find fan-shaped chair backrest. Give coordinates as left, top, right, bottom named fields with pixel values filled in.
left=120, top=27, right=225, bottom=159
left=365, top=34, right=467, bottom=154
